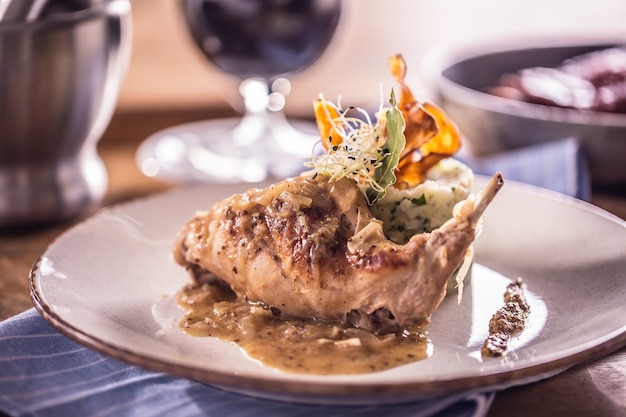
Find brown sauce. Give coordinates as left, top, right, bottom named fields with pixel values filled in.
left=177, top=282, right=430, bottom=375
left=481, top=277, right=530, bottom=357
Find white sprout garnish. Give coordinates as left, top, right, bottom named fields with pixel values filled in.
left=305, top=94, right=389, bottom=193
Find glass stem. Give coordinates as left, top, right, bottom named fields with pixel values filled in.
left=233, top=78, right=271, bottom=147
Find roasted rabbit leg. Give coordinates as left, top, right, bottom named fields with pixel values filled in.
left=174, top=172, right=503, bottom=333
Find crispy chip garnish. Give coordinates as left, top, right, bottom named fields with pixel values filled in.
left=417, top=102, right=461, bottom=157
left=313, top=99, right=342, bottom=152
left=310, top=54, right=462, bottom=192
left=398, top=104, right=439, bottom=160
left=390, top=55, right=462, bottom=187
left=389, top=53, right=416, bottom=110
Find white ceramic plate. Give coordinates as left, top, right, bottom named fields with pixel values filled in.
left=30, top=177, right=626, bottom=405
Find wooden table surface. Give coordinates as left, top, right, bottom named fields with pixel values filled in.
left=1, top=108, right=625, bottom=416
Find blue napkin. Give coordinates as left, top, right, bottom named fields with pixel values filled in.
left=458, top=137, right=591, bottom=201
left=0, top=309, right=493, bottom=417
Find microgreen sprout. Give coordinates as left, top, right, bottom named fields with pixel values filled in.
left=306, top=90, right=405, bottom=205
left=305, top=98, right=383, bottom=183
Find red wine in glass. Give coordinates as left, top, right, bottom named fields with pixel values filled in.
left=183, top=0, right=342, bottom=80
left=137, top=0, right=343, bottom=183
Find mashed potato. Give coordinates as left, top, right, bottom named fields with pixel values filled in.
left=370, top=158, right=474, bottom=244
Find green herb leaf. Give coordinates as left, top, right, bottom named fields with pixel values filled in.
left=365, top=89, right=406, bottom=205
left=411, top=194, right=427, bottom=206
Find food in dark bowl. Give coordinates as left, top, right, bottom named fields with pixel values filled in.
left=424, top=41, right=626, bottom=187
left=489, top=46, right=626, bottom=114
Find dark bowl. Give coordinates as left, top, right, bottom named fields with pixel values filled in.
left=423, top=40, right=626, bottom=187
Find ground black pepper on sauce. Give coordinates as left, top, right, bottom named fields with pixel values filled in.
left=177, top=281, right=431, bottom=375
left=481, top=277, right=530, bottom=357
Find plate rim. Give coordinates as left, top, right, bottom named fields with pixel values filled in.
left=28, top=280, right=626, bottom=400
left=28, top=178, right=626, bottom=403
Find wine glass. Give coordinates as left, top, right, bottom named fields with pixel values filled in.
left=137, top=0, right=343, bottom=183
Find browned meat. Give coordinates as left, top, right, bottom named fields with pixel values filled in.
left=173, top=172, right=503, bottom=333
left=489, top=47, right=626, bottom=113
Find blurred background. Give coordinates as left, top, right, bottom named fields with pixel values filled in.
left=116, top=0, right=626, bottom=117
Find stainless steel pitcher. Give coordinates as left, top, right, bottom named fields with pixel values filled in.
left=0, top=0, right=132, bottom=229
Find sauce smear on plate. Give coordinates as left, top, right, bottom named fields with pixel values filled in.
left=481, top=278, right=531, bottom=357
left=178, top=282, right=431, bottom=374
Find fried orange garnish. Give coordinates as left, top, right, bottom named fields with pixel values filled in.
left=313, top=99, right=343, bottom=152
left=310, top=54, right=462, bottom=191
left=389, top=54, right=462, bottom=188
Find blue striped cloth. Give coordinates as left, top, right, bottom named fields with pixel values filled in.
left=458, top=137, right=590, bottom=201
left=0, top=137, right=587, bottom=417
left=0, top=309, right=494, bottom=417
